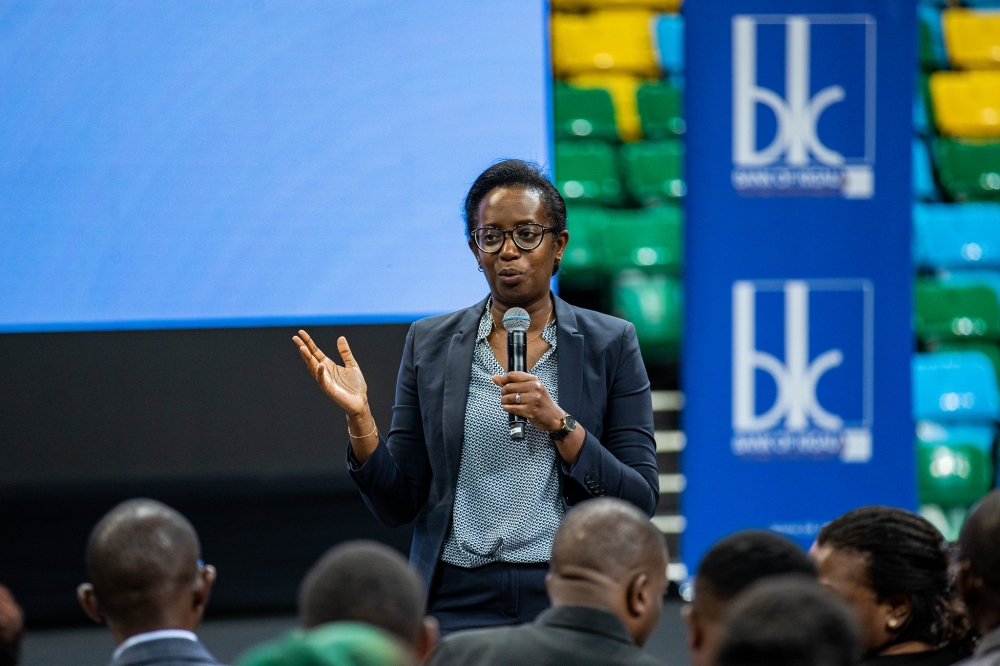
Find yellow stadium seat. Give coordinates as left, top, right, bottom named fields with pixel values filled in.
left=930, top=71, right=1000, bottom=138
left=552, top=0, right=681, bottom=10
left=943, top=9, right=1000, bottom=70
left=552, top=10, right=659, bottom=78
left=568, top=73, right=653, bottom=141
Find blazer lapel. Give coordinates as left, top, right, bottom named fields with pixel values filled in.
left=441, top=297, right=488, bottom=491
left=555, top=295, right=584, bottom=426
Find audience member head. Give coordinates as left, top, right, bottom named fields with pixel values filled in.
left=77, top=499, right=216, bottom=644
left=813, top=505, right=972, bottom=658
left=546, top=498, right=669, bottom=647
left=684, top=530, right=817, bottom=666
left=717, top=575, right=861, bottom=666
left=237, top=622, right=410, bottom=666
left=956, top=490, right=1000, bottom=636
left=299, top=541, right=437, bottom=662
left=0, top=585, right=23, bottom=666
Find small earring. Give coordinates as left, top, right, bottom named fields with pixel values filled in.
left=888, top=618, right=899, bottom=629
left=477, top=263, right=484, bottom=272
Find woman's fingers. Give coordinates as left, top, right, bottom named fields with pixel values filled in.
left=298, top=329, right=327, bottom=362
left=337, top=336, right=358, bottom=368
left=296, top=342, right=322, bottom=377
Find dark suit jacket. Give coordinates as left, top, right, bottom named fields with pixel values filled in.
left=429, top=606, right=665, bottom=666
left=111, top=638, right=224, bottom=666
left=348, top=295, right=659, bottom=589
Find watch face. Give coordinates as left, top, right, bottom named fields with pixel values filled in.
left=564, top=414, right=577, bottom=430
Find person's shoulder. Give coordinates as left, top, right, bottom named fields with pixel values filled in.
left=560, top=301, right=631, bottom=338
left=432, top=625, right=534, bottom=665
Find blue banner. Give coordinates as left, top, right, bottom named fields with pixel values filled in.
left=682, top=0, right=916, bottom=567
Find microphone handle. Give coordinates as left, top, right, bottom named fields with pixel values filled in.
left=507, top=329, right=527, bottom=440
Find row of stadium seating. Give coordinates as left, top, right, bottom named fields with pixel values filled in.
left=552, top=11, right=684, bottom=78
left=913, top=4, right=1000, bottom=535
left=556, top=140, right=685, bottom=206
left=555, top=81, right=684, bottom=143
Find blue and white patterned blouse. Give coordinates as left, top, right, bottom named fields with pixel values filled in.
left=440, top=301, right=564, bottom=568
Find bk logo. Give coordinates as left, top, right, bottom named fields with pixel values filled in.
left=730, top=280, right=874, bottom=461
left=730, top=14, right=876, bottom=198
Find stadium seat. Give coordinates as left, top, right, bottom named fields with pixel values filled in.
left=942, top=8, right=1000, bottom=70
left=555, top=140, right=624, bottom=206
left=619, top=140, right=685, bottom=204
left=637, top=82, right=685, bottom=138
left=917, top=440, right=995, bottom=506
left=554, top=84, right=619, bottom=142
left=551, top=0, right=681, bottom=9
left=561, top=206, right=610, bottom=288
left=929, top=71, right=1000, bottom=138
left=935, top=138, right=1000, bottom=202
left=654, top=14, right=684, bottom=73
left=913, top=138, right=939, bottom=201
left=912, top=351, right=1000, bottom=422
left=568, top=73, right=650, bottom=141
left=913, top=203, right=1000, bottom=269
left=612, top=271, right=682, bottom=361
left=920, top=6, right=949, bottom=71
left=915, top=278, right=1000, bottom=342
left=933, top=340, right=1000, bottom=383
left=603, top=206, right=683, bottom=274
left=551, top=10, right=660, bottom=78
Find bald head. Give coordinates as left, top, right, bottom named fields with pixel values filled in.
left=85, top=499, right=201, bottom=623
left=551, top=498, right=667, bottom=581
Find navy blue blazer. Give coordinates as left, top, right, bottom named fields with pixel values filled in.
left=111, top=638, right=224, bottom=666
left=348, top=295, right=659, bottom=590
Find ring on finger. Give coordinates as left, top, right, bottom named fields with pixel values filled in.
left=515, top=393, right=521, bottom=404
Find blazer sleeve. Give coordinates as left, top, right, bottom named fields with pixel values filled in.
left=346, top=324, right=433, bottom=527
left=562, top=322, right=659, bottom=516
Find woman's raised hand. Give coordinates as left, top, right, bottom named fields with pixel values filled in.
left=293, top=330, right=369, bottom=417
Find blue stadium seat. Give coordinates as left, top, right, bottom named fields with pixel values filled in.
left=912, top=351, right=1000, bottom=422
left=655, top=15, right=684, bottom=73
left=914, top=138, right=938, bottom=201
left=914, top=203, right=1000, bottom=269
left=938, top=269, right=1000, bottom=298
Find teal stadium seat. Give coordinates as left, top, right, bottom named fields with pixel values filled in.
left=555, top=140, right=624, bottom=206
left=913, top=138, right=939, bottom=201
left=914, top=203, right=1000, bottom=269
left=935, top=138, right=1000, bottom=202
left=612, top=271, right=682, bottom=361
left=915, top=278, right=1000, bottom=343
left=619, top=140, right=685, bottom=205
left=915, top=421, right=995, bottom=507
left=654, top=15, right=684, bottom=73
left=912, top=351, right=1000, bottom=422
left=603, top=206, right=682, bottom=274
left=554, top=84, right=619, bottom=142
left=561, top=206, right=610, bottom=288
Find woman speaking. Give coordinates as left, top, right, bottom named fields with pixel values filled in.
left=293, top=160, right=659, bottom=633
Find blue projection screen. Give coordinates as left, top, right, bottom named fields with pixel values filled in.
left=0, top=1, right=549, bottom=332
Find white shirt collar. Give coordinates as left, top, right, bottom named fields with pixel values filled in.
left=112, top=629, right=198, bottom=662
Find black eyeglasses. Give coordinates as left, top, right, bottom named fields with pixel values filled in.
left=472, top=224, right=556, bottom=254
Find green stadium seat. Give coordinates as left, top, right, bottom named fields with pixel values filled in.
left=619, top=140, right=685, bottom=205
left=637, top=83, right=685, bottom=139
left=603, top=206, right=682, bottom=274
left=561, top=206, right=610, bottom=288
left=916, top=278, right=1000, bottom=342
left=554, top=84, right=619, bottom=142
left=611, top=271, right=682, bottom=361
left=918, top=442, right=994, bottom=507
left=555, top=140, right=624, bottom=206
left=935, top=138, right=1000, bottom=202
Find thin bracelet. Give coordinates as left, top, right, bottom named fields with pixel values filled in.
left=348, top=422, right=378, bottom=439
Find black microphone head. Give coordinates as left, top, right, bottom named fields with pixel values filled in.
left=502, top=308, right=531, bottom=333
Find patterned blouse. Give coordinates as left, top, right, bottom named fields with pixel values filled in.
left=439, top=301, right=564, bottom=568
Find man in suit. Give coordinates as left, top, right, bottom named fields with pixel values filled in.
left=77, top=498, right=223, bottom=666
left=955, top=490, right=1000, bottom=666
left=298, top=540, right=439, bottom=663
left=683, top=530, right=817, bottom=666
left=428, top=498, right=669, bottom=666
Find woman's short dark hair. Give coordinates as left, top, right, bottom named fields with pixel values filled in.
left=463, top=159, right=567, bottom=238
left=817, top=505, right=973, bottom=651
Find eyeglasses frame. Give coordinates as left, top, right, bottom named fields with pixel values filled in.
left=472, top=223, right=559, bottom=254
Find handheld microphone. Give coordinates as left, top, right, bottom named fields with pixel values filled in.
left=502, top=307, right=531, bottom=440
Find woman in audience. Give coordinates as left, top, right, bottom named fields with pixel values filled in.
left=811, top=506, right=975, bottom=666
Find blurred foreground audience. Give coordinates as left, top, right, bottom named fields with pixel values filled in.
left=683, top=529, right=817, bottom=666
left=955, top=490, right=1000, bottom=666
left=76, top=498, right=223, bottom=666
left=0, top=585, right=23, bottom=666
left=717, top=576, right=861, bottom=666
left=429, top=498, right=668, bottom=666
left=812, top=506, right=975, bottom=666
left=238, top=540, right=438, bottom=666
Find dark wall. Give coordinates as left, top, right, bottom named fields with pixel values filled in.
left=0, top=323, right=412, bottom=623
